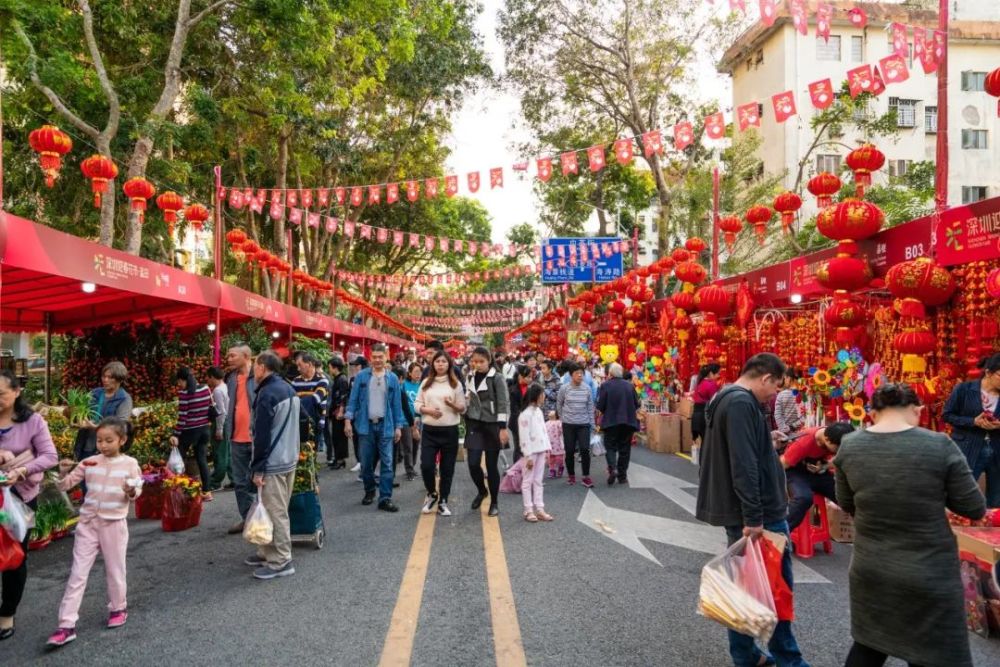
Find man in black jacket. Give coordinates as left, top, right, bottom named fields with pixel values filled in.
left=326, top=357, right=351, bottom=469
left=695, top=353, right=810, bottom=667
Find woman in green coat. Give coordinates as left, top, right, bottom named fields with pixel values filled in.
left=834, top=383, right=986, bottom=667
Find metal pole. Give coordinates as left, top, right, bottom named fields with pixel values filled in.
left=934, top=0, right=949, bottom=213
left=0, top=40, right=4, bottom=208
left=212, top=166, right=223, bottom=367
left=711, top=166, right=721, bottom=281
left=44, top=313, right=52, bottom=404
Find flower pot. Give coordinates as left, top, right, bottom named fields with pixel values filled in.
left=28, top=536, right=52, bottom=551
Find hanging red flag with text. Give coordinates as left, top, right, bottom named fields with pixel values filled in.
left=587, top=145, right=606, bottom=171
left=808, top=79, right=834, bottom=109
left=613, top=139, right=633, bottom=165
left=425, top=178, right=439, bottom=198
left=318, top=188, right=329, bottom=207
left=405, top=181, right=419, bottom=202
left=335, top=188, right=345, bottom=205
left=289, top=208, right=302, bottom=225
left=445, top=175, right=458, bottom=197
left=409, top=232, right=420, bottom=248
left=368, top=185, right=380, bottom=205
left=705, top=112, right=725, bottom=139
left=914, top=29, right=935, bottom=74
left=674, top=122, right=694, bottom=150
left=308, top=212, right=320, bottom=228
left=737, top=102, right=761, bottom=131
left=847, top=65, right=873, bottom=97
left=790, top=0, right=807, bottom=35
left=325, top=217, right=337, bottom=234
left=537, top=158, right=553, bottom=182
left=393, top=231, right=404, bottom=247
left=376, top=227, right=388, bottom=244
left=889, top=23, right=908, bottom=58
left=490, top=167, right=504, bottom=189
left=848, top=7, right=867, bottom=29
left=301, top=189, right=313, bottom=208
left=360, top=224, right=372, bottom=240
left=879, top=54, right=910, bottom=84
left=871, top=66, right=886, bottom=96
left=425, top=236, right=435, bottom=252
left=286, top=190, right=298, bottom=207
left=350, top=187, right=363, bottom=206
left=561, top=151, right=579, bottom=176
left=467, top=172, right=480, bottom=193
left=816, top=3, right=832, bottom=42
left=772, top=91, right=797, bottom=123
left=641, top=130, right=663, bottom=157
left=759, top=0, right=776, bottom=27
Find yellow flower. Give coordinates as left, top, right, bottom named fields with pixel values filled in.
left=812, top=370, right=831, bottom=386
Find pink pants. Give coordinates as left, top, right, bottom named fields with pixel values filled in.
left=58, top=516, right=129, bottom=628
left=521, top=452, right=547, bottom=511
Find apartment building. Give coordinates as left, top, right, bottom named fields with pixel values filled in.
left=717, top=1, right=1000, bottom=218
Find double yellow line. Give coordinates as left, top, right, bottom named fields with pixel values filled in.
left=378, top=506, right=527, bottom=667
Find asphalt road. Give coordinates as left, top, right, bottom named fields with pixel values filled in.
left=3, top=447, right=1000, bottom=666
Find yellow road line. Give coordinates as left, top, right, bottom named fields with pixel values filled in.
left=378, top=512, right=437, bottom=667
left=675, top=452, right=692, bottom=462
left=481, top=503, right=528, bottom=667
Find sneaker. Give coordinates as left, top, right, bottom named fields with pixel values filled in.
left=244, top=554, right=267, bottom=567
left=618, top=475, right=629, bottom=485
left=557, top=465, right=565, bottom=478
left=253, top=562, right=295, bottom=580
left=582, top=477, right=594, bottom=488
left=362, top=490, right=376, bottom=505
left=46, top=628, right=76, bottom=647
left=202, top=492, right=214, bottom=502
left=227, top=521, right=245, bottom=535
left=357, top=475, right=364, bottom=482
left=566, top=475, right=576, bottom=486
left=535, top=509, right=554, bottom=522
left=378, top=499, right=400, bottom=513
left=487, top=504, right=499, bottom=517
left=607, top=468, right=617, bottom=486
left=350, top=462, right=361, bottom=472
left=406, top=472, right=416, bottom=481
left=523, top=510, right=538, bottom=523
left=471, top=492, right=487, bottom=510
left=437, top=502, right=452, bottom=517
left=547, top=469, right=556, bottom=479
left=107, top=610, right=128, bottom=629
left=421, top=493, right=438, bottom=514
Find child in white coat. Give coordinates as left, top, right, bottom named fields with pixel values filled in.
left=517, top=385, right=553, bottom=522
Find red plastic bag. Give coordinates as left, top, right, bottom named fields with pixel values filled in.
left=161, top=488, right=203, bottom=532
left=135, top=481, right=164, bottom=520
left=698, top=537, right=778, bottom=644
left=761, top=532, right=794, bottom=622
left=0, top=524, right=25, bottom=571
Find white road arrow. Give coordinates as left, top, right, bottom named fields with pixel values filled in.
left=627, top=463, right=700, bottom=515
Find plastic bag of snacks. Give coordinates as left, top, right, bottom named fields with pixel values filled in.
left=167, top=446, right=185, bottom=475
left=0, top=487, right=35, bottom=542
left=243, top=500, right=274, bottom=546
left=697, top=536, right=778, bottom=644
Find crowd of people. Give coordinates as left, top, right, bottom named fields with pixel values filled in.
left=1, top=336, right=998, bottom=666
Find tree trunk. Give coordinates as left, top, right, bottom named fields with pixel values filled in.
left=274, top=128, right=291, bottom=254
left=95, top=137, right=117, bottom=246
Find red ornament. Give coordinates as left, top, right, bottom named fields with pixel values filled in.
left=985, top=67, right=1000, bottom=117
left=772, top=192, right=802, bottom=234
left=685, top=237, right=707, bottom=254
left=609, top=300, right=627, bottom=314
left=671, top=291, right=695, bottom=312
left=894, top=330, right=936, bottom=356
left=155, top=191, right=185, bottom=235
left=28, top=125, right=73, bottom=188
left=745, top=205, right=773, bottom=246
left=816, top=199, right=885, bottom=247
left=80, top=154, right=119, bottom=207
left=816, top=254, right=873, bottom=292
left=694, top=284, right=731, bottom=317
left=580, top=311, right=595, bottom=325
left=824, top=294, right=866, bottom=345
left=649, top=344, right=665, bottom=358
left=184, top=203, right=210, bottom=232
left=807, top=172, right=841, bottom=209
left=987, top=267, right=1000, bottom=298
left=122, top=177, right=156, bottom=224
left=885, top=257, right=956, bottom=319
left=845, top=144, right=885, bottom=197
left=718, top=216, right=743, bottom=251
left=671, top=248, right=691, bottom=263
left=675, top=261, right=707, bottom=285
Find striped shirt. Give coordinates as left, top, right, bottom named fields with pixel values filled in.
left=175, top=385, right=213, bottom=436
left=774, top=389, right=804, bottom=435
left=292, top=373, right=330, bottom=428
left=57, top=454, right=142, bottom=521
left=557, top=382, right=595, bottom=426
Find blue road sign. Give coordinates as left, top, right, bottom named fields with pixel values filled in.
left=540, top=237, right=624, bottom=284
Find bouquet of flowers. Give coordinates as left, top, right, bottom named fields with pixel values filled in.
left=161, top=474, right=203, bottom=532
left=135, top=465, right=167, bottom=520
left=293, top=442, right=318, bottom=494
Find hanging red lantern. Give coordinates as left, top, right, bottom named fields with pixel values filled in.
left=718, top=216, right=743, bottom=252
left=694, top=284, right=731, bottom=317
left=816, top=199, right=885, bottom=248
left=807, top=172, right=842, bottom=209
left=184, top=203, right=210, bottom=232
left=816, top=254, right=873, bottom=292
left=673, top=312, right=693, bottom=341
left=122, top=177, right=156, bottom=223
left=624, top=305, right=643, bottom=322
left=772, top=192, right=802, bottom=234
left=155, top=191, right=185, bottom=236
left=675, top=261, right=707, bottom=285
left=626, top=282, right=644, bottom=301
left=671, top=291, right=695, bottom=312
left=745, top=205, right=773, bottom=245
left=609, top=300, right=627, bottom=314
left=80, top=154, right=119, bottom=207
left=885, top=257, right=956, bottom=319
left=671, top=248, right=691, bottom=263
left=845, top=144, right=885, bottom=197
left=685, top=237, right=707, bottom=254
left=699, top=319, right=724, bottom=342
left=894, top=330, right=936, bottom=375
left=580, top=311, right=595, bottom=325
left=985, top=67, right=1000, bottom=117
left=636, top=265, right=651, bottom=279
left=987, top=267, right=1000, bottom=298
left=656, top=257, right=676, bottom=274
left=28, top=125, right=73, bottom=188
left=824, top=294, right=867, bottom=346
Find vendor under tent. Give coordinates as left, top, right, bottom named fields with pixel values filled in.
left=0, top=212, right=416, bottom=395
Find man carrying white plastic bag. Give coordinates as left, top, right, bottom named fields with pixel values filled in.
left=696, top=354, right=810, bottom=667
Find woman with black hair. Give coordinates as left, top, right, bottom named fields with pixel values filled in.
left=507, top=365, right=534, bottom=462
left=0, top=370, right=58, bottom=640
left=835, top=383, right=985, bottom=667
left=169, top=367, right=215, bottom=499
left=691, top=363, right=721, bottom=444
left=943, top=352, right=1000, bottom=507
left=464, top=346, right=511, bottom=517
left=414, top=352, right=466, bottom=516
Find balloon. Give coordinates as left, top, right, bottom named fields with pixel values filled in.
left=836, top=349, right=850, bottom=363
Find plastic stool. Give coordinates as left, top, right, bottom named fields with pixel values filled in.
left=790, top=494, right=833, bottom=558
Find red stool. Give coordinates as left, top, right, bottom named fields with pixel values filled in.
left=790, top=494, right=833, bottom=558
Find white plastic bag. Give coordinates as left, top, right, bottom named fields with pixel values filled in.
left=243, top=500, right=274, bottom=546
left=697, top=536, right=778, bottom=644
left=590, top=432, right=606, bottom=457
left=167, top=446, right=185, bottom=475
left=1, top=487, right=35, bottom=542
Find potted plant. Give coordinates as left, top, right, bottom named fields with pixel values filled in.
left=61, top=388, right=98, bottom=427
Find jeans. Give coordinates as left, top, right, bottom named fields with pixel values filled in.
left=603, top=425, right=634, bottom=480
left=965, top=441, right=1000, bottom=508
left=179, top=426, right=211, bottom=490
left=209, top=433, right=232, bottom=488
left=360, top=427, right=395, bottom=500
left=562, top=423, right=591, bottom=476
left=723, top=521, right=809, bottom=667
left=786, top=468, right=837, bottom=530
left=230, top=441, right=257, bottom=520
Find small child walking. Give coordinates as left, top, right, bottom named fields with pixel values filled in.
left=48, top=417, right=142, bottom=648
left=545, top=412, right=565, bottom=478
left=517, top=385, right=553, bottom=523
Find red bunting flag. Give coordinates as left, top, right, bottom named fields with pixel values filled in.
left=705, top=112, right=725, bottom=139
left=301, top=189, right=313, bottom=208
left=871, top=66, right=886, bottom=96
left=879, top=54, right=909, bottom=84
left=409, top=232, right=420, bottom=248
left=816, top=3, right=832, bottom=42
left=758, top=0, right=776, bottom=26
left=376, top=227, right=388, bottom=243
left=425, top=178, right=439, bottom=198
left=613, top=139, right=634, bottom=165
left=737, top=102, right=761, bottom=131
left=468, top=242, right=478, bottom=256
left=269, top=201, right=283, bottom=220
left=847, top=65, right=873, bottom=98
left=453, top=239, right=463, bottom=253
left=425, top=236, right=435, bottom=252
left=641, top=130, right=664, bottom=157
left=289, top=208, right=302, bottom=225
left=386, top=182, right=399, bottom=204
left=335, top=187, right=345, bottom=205
left=286, top=190, right=298, bottom=207
left=393, top=230, right=404, bottom=246
left=933, top=30, right=946, bottom=62
left=808, top=79, right=835, bottom=109
left=889, top=23, right=908, bottom=58
left=790, top=0, right=807, bottom=35
left=537, top=158, right=553, bottom=182
left=344, top=220, right=355, bottom=238
left=350, top=187, right=363, bottom=206
left=360, top=224, right=372, bottom=239
left=674, top=122, right=694, bottom=150
left=308, top=212, right=320, bottom=228
left=729, top=0, right=745, bottom=12
left=445, top=175, right=458, bottom=197
left=848, top=7, right=867, bottom=28
left=467, top=172, right=480, bottom=193
left=368, top=185, right=380, bottom=205
left=439, top=237, right=449, bottom=253
left=318, top=188, right=329, bottom=207
left=406, top=181, right=419, bottom=202
left=587, top=145, right=606, bottom=171
left=772, top=91, right=797, bottom=123
left=490, top=167, right=503, bottom=189
left=325, top=217, right=337, bottom=234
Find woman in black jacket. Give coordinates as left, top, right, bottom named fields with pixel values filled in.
left=326, top=357, right=351, bottom=469
left=943, top=353, right=1000, bottom=507
left=507, top=365, right=533, bottom=463
left=464, top=347, right=511, bottom=517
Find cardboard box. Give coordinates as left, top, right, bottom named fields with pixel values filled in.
left=677, top=397, right=694, bottom=419
left=644, top=413, right=681, bottom=454
left=826, top=500, right=855, bottom=543
left=953, top=527, right=1000, bottom=565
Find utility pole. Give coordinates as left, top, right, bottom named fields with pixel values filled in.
left=934, top=0, right=949, bottom=213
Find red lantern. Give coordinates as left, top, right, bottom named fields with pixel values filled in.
left=985, top=67, right=1000, bottom=117
left=685, top=237, right=707, bottom=254
left=772, top=192, right=802, bottom=234
left=884, top=257, right=956, bottom=319
left=694, top=284, right=731, bottom=317
left=671, top=248, right=691, bottom=263
left=699, top=320, right=724, bottom=342
left=28, top=125, right=73, bottom=188
left=155, top=191, right=185, bottom=235
left=122, top=177, right=156, bottom=224
left=745, top=205, right=773, bottom=246
left=184, top=204, right=210, bottom=231
left=671, top=291, right=695, bottom=312
left=80, top=154, right=119, bottom=208
left=673, top=312, right=693, bottom=341
left=845, top=144, right=885, bottom=197
left=816, top=254, right=873, bottom=292
left=807, top=172, right=841, bottom=209
left=624, top=305, right=643, bottom=322
left=656, top=257, right=676, bottom=274
left=718, top=215, right=743, bottom=252
left=609, top=300, right=627, bottom=314
left=580, top=311, right=595, bottom=325
left=816, top=199, right=885, bottom=246
left=824, top=295, right=867, bottom=346
left=894, top=330, right=936, bottom=375
left=675, top=261, right=707, bottom=285
left=987, top=267, right=1000, bottom=298
left=636, top=265, right=651, bottom=279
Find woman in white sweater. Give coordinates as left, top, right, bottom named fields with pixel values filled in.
left=518, top=384, right=553, bottom=522
left=414, top=352, right=467, bottom=517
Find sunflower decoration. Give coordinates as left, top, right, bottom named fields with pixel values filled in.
left=844, top=398, right=867, bottom=424
left=811, top=369, right=832, bottom=388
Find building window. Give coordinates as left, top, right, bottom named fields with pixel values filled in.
left=851, top=36, right=864, bottom=62
left=962, top=129, right=988, bottom=149
left=925, top=106, right=937, bottom=133
left=888, top=97, right=918, bottom=128
left=816, top=35, right=841, bottom=61
left=962, top=186, right=988, bottom=204
left=887, top=160, right=912, bottom=178
left=852, top=100, right=870, bottom=122
left=816, top=154, right=841, bottom=174
left=961, top=71, right=987, bottom=91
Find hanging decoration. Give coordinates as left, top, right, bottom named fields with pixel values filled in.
left=807, top=172, right=841, bottom=209
left=28, top=125, right=73, bottom=188
left=986, top=67, right=1000, bottom=117
left=718, top=215, right=743, bottom=252
left=885, top=257, right=956, bottom=381
left=183, top=204, right=210, bottom=232
left=122, top=177, right=156, bottom=224
left=772, top=191, right=802, bottom=235
left=845, top=144, right=886, bottom=197
left=155, top=191, right=185, bottom=236
left=80, top=154, right=119, bottom=208
left=745, top=205, right=773, bottom=245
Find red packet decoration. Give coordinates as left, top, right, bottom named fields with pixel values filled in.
left=490, top=167, right=504, bottom=189
left=705, top=112, right=726, bottom=139
left=889, top=22, right=908, bottom=58
left=613, top=139, right=634, bottom=165
left=405, top=181, right=419, bottom=202
left=561, top=151, right=578, bottom=176
left=367, top=185, right=380, bottom=205
left=386, top=182, right=399, bottom=204
left=847, top=65, right=873, bottom=98
left=424, top=178, right=439, bottom=198
left=467, top=172, right=480, bottom=193
left=871, top=66, right=886, bottom=96
left=587, top=145, right=606, bottom=172
left=641, top=130, right=663, bottom=157
left=350, top=187, right=363, bottom=206
left=790, top=0, right=807, bottom=35
left=536, top=158, right=553, bottom=182
left=674, top=121, right=694, bottom=150
left=848, top=7, right=867, bottom=29
left=772, top=91, right=797, bottom=123
left=444, top=175, right=458, bottom=197
left=758, top=0, right=776, bottom=27
left=879, top=54, right=910, bottom=85
left=809, top=79, right=835, bottom=109
left=816, top=3, right=832, bottom=42
left=737, top=102, right=761, bottom=131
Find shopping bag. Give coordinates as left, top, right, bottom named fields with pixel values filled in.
left=167, top=446, right=185, bottom=475
left=760, top=531, right=794, bottom=621
left=590, top=432, right=606, bottom=457
left=0, top=487, right=34, bottom=542
left=161, top=487, right=203, bottom=532
left=0, top=522, right=24, bottom=571
left=243, top=500, right=274, bottom=545
left=697, top=536, right=778, bottom=644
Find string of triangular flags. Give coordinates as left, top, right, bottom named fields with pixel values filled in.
left=420, top=325, right=510, bottom=335
left=375, top=286, right=562, bottom=307
left=393, top=305, right=540, bottom=318
left=408, top=310, right=536, bottom=327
